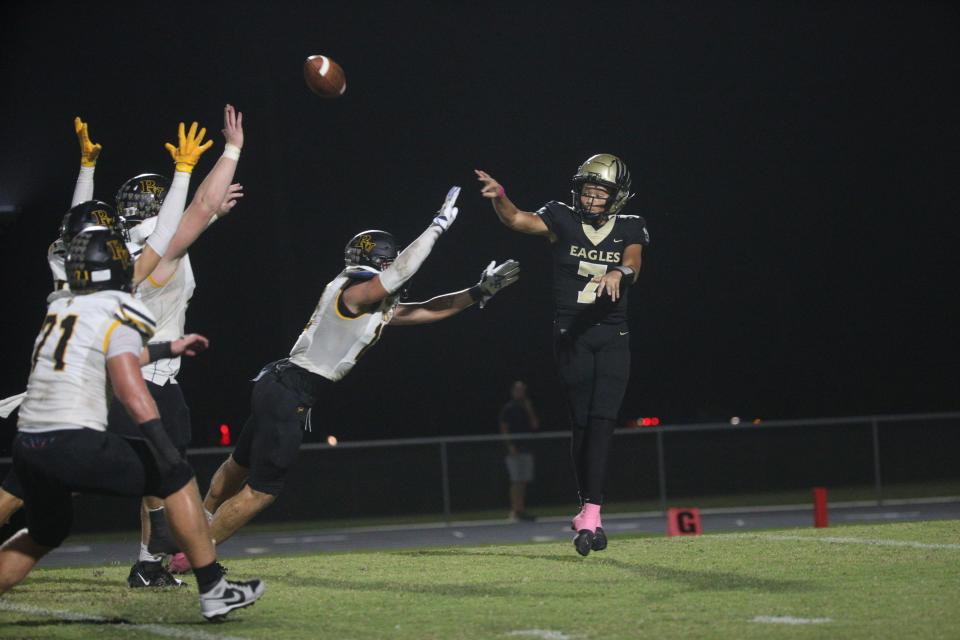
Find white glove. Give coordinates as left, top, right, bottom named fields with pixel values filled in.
left=477, top=259, right=520, bottom=308
left=431, top=186, right=460, bottom=232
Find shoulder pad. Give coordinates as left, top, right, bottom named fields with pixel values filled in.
left=112, top=295, right=157, bottom=342
left=342, top=266, right=379, bottom=280
left=537, top=200, right=573, bottom=215
left=48, top=239, right=65, bottom=258
left=46, top=290, right=72, bottom=304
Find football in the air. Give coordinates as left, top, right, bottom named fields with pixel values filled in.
left=303, top=54, right=346, bottom=98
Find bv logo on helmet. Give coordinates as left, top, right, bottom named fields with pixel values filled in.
left=92, top=209, right=114, bottom=226
left=106, top=239, right=131, bottom=269
left=354, top=234, right=376, bottom=254
left=139, top=179, right=166, bottom=196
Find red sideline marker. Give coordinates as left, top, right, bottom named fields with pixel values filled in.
left=813, top=487, right=828, bottom=528
left=667, top=507, right=703, bottom=536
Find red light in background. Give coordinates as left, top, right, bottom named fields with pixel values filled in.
left=639, top=417, right=661, bottom=427
left=219, top=424, right=231, bottom=446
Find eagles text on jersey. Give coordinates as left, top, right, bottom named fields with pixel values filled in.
left=536, top=201, right=650, bottom=327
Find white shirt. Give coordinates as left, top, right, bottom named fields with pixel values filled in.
left=289, top=270, right=399, bottom=382
left=18, top=289, right=156, bottom=433
left=137, top=254, right=195, bottom=385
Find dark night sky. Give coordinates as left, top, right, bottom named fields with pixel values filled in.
left=1, top=1, right=958, bottom=447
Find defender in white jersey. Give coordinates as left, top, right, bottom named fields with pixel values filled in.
left=187, top=187, right=520, bottom=558
left=0, top=228, right=265, bottom=621
left=0, top=108, right=245, bottom=586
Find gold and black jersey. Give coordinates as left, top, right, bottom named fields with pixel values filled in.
left=536, top=201, right=650, bottom=328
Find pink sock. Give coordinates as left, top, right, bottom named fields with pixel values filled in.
left=571, top=504, right=587, bottom=530
left=573, top=503, right=601, bottom=532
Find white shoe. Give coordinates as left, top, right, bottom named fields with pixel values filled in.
left=200, top=576, right=265, bottom=621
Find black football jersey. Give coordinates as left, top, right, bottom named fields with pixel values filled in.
left=536, top=201, right=650, bottom=328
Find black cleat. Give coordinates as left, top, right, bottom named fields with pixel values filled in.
left=127, top=561, right=185, bottom=588
left=592, top=527, right=608, bottom=551
left=574, top=530, right=594, bottom=556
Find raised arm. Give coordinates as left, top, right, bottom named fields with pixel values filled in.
left=475, top=169, right=553, bottom=238
left=70, top=117, right=101, bottom=207
left=131, top=118, right=213, bottom=284
left=133, top=104, right=243, bottom=286
left=390, top=259, right=520, bottom=325
left=342, top=187, right=460, bottom=313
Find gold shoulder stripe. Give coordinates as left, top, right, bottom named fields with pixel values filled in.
left=115, top=309, right=155, bottom=341
left=120, top=303, right=156, bottom=328
left=102, top=319, right=121, bottom=352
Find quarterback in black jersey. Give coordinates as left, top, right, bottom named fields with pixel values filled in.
left=476, top=154, right=650, bottom=556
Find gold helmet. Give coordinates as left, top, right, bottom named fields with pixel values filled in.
left=571, top=153, right=633, bottom=222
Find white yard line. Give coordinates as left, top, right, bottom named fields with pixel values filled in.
left=749, top=533, right=960, bottom=550
left=243, top=547, right=271, bottom=554
left=0, top=601, right=249, bottom=640
left=272, top=535, right=347, bottom=544
left=752, top=615, right=832, bottom=625
left=506, top=630, right=582, bottom=640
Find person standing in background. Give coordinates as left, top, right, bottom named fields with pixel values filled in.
left=500, top=380, right=539, bottom=521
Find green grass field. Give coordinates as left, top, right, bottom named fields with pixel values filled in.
left=1, top=520, right=957, bottom=639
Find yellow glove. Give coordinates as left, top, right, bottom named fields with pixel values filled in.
left=164, top=121, right=214, bottom=173
left=74, top=117, right=102, bottom=167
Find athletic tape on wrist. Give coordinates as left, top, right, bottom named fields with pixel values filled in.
left=222, top=144, right=241, bottom=161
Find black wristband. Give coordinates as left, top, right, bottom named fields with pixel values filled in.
left=612, top=265, right=635, bottom=280
left=468, top=285, right=484, bottom=302
left=147, top=341, right=173, bottom=362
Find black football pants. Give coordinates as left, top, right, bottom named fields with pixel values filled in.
left=554, top=321, right=630, bottom=505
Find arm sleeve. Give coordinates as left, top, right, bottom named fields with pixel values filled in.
left=105, top=323, right=145, bottom=359
left=535, top=202, right=558, bottom=235
left=145, top=171, right=191, bottom=257
left=379, top=224, right=443, bottom=294
left=71, top=165, right=95, bottom=207
left=630, top=216, right=651, bottom=246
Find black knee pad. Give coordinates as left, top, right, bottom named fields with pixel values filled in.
left=154, top=461, right=195, bottom=499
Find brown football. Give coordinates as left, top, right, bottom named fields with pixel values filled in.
left=303, top=54, right=346, bottom=98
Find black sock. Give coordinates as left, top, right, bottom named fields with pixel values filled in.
left=570, top=425, right=588, bottom=501
left=582, top=417, right=616, bottom=504
left=146, top=507, right=179, bottom=555
left=193, top=562, right=225, bottom=594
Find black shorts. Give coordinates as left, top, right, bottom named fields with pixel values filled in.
left=553, top=321, right=631, bottom=426
left=12, top=429, right=194, bottom=548
left=1, top=467, right=23, bottom=500
left=108, top=381, right=192, bottom=455
left=232, top=361, right=323, bottom=496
